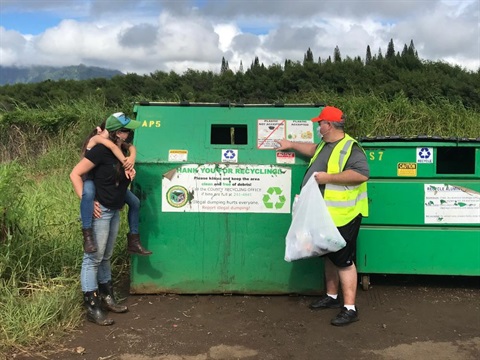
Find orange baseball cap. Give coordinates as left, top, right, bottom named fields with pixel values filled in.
left=311, top=106, right=343, bottom=122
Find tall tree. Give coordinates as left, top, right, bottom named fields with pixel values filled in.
left=303, top=47, right=314, bottom=64
left=365, top=45, right=372, bottom=64
left=377, top=47, right=384, bottom=60
left=401, top=39, right=422, bottom=70
left=386, top=38, right=395, bottom=60
left=408, top=39, right=417, bottom=57
left=220, top=57, right=229, bottom=74
left=333, top=46, right=342, bottom=63
left=251, top=56, right=260, bottom=69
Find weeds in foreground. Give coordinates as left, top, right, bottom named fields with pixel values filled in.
left=0, top=148, right=128, bottom=355
left=0, top=275, right=82, bottom=353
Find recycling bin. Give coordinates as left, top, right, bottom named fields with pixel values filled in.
left=357, top=137, right=480, bottom=289
left=130, top=102, right=326, bottom=294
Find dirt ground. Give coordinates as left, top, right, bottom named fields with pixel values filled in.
left=10, top=275, right=480, bottom=360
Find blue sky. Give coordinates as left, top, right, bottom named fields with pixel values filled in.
left=0, top=0, right=478, bottom=74
left=1, top=12, right=65, bottom=35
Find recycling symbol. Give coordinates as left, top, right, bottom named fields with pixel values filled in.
left=419, top=147, right=431, bottom=159
left=263, top=187, right=286, bottom=209
left=224, top=150, right=236, bottom=159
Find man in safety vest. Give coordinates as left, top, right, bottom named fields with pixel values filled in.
left=276, top=106, right=369, bottom=326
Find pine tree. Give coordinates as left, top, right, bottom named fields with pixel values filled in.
left=303, top=47, right=314, bottom=64
left=408, top=40, right=417, bottom=58
left=386, top=38, right=395, bottom=60
left=251, top=56, right=260, bottom=69
left=377, top=47, right=384, bottom=60
left=401, top=39, right=422, bottom=70
left=220, top=57, right=229, bottom=74
left=365, top=45, right=372, bottom=64
left=333, top=46, right=342, bottom=63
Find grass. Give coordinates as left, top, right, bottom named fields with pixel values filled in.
left=0, top=93, right=479, bottom=356
left=0, top=162, right=80, bottom=355
left=0, top=137, right=129, bottom=357
left=1, top=276, right=82, bottom=352
left=300, top=91, right=480, bottom=138
left=0, top=165, right=130, bottom=356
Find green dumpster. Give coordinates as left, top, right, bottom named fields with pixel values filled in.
left=357, top=137, right=480, bottom=289
left=130, top=102, right=325, bottom=294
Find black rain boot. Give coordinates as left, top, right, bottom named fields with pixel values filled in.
left=82, top=228, right=97, bottom=253
left=83, top=290, right=114, bottom=326
left=127, top=233, right=152, bottom=256
left=98, top=281, right=128, bottom=313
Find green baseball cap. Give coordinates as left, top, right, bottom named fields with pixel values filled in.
left=105, top=112, right=141, bottom=131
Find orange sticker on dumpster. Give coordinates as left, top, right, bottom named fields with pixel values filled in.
left=397, top=162, right=417, bottom=177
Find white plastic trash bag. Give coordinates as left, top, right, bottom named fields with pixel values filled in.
left=285, top=174, right=346, bottom=262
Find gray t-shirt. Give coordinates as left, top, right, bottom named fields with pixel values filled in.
left=302, top=138, right=369, bottom=194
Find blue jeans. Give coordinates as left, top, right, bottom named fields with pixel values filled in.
left=80, top=179, right=95, bottom=229
left=81, top=180, right=140, bottom=234
left=81, top=204, right=120, bottom=292
left=125, top=189, right=140, bottom=234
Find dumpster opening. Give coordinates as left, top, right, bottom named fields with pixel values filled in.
left=211, top=124, right=248, bottom=145
left=436, top=147, right=475, bottom=174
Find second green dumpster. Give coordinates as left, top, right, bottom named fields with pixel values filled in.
left=357, top=137, right=480, bottom=289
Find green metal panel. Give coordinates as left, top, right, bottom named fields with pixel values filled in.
left=130, top=103, right=326, bottom=294
left=358, top=139, right=480, bottom=277
left=365, top=180, right=480, bottom=226
left=358, top=227, right=480, bottom=275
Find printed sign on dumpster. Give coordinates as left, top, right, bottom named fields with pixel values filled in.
left=162, top=164, right=292, bottom=213
left=424, top=184, right=480, bottom=224
left=257, top=119, right=286, bottom=149
left=257, top=119, right=313, bottom=149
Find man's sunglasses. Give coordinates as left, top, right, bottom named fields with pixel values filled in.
left=118, top=128, right=131, bottom=133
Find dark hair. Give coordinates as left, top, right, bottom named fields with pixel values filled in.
left=80, top=124, right=128, bottom=186
left=107, top=130, right=129, bottom=186
left=80, top=121, right=107, bottom=157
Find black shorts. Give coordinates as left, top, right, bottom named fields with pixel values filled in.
left=325, top=214, right=362, bottom=268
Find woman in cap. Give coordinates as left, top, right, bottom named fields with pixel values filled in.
left=70, top=112, right=140, bottom=325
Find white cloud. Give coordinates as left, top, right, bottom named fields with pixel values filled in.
left=0, top=0, right=478, bottom=73
left=214, top=23, right=241, bottom=52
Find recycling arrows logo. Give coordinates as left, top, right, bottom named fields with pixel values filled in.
left=224, top=150, right=236, bottom=159
left=418, top=147, right=431, bottom=159
left=263, top=187, right=286, bottom=209
left=417, top=147, right=433, bottom=163
left=222, top=149, right=238, bottom=163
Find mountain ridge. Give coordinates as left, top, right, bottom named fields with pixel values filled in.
left=0, top=64, right=124, bottom=85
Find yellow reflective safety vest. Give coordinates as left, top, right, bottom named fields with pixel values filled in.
left=308, top=134, right=369, bottom=227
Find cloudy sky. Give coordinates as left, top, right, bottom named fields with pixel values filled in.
left=0, top=0, right=479, bottom=75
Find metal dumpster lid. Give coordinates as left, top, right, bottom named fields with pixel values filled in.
left=134, top=101, right=326, bottom=108
left=359, top=135, right=480, bottom=143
